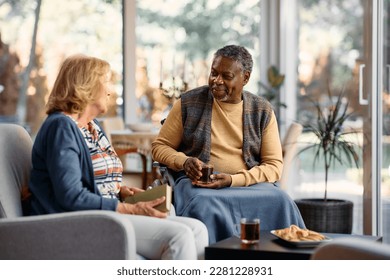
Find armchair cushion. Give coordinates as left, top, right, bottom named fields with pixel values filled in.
left=0, top=210, right=136, bottom=260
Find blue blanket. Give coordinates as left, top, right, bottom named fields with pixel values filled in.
left=174, top=177, right=305, bottom=244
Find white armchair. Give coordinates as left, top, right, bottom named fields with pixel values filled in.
left=0, top=123, right=136, bottom=260
left=311, top=237, right=390, bottom=260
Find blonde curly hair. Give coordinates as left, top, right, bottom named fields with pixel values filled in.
left=46, top=54, right=110, bottom=115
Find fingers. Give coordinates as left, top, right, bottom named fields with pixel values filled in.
left=119, top=186, right=134, bottom=200
left=145, top=208, right=167, bottom=218
left=140, top=197, right=167, bottom=218
left=117, top=201, right=167, bottom=218
left=184, top=161, right=233, bottom=188
left=148, top=196, right=166, bottom=207
left=184, top=157, right=202, bottom=181
left=196, top=181, right=219, bottom=188
left=196, top=175, right=229, bottom=189
left=202, top=173, right=231, bottom=188
left=120, top=186, right=144, bottom=200
left=129, top=187, right=144, bottom=194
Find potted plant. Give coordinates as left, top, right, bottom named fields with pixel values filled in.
left=295, top=85, right=360, bottom=234
left=259, top=66, right=286, bottom=120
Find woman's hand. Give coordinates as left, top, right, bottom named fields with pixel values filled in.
left=116, top=196, right=167, bottom=218
left=183, top=157, right=203, bottom=183
left=119, top=186, right=144, bottom=201
left=196, top=173, right=232, bottom=189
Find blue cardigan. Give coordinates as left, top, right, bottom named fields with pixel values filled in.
left=29, top=112, right=118, bottom=215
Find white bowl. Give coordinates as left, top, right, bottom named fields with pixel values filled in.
left=128, top=122, right=154, bottom=132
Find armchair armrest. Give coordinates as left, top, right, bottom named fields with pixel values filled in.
left=0, top=210, right=136, bottom=260
left=311, top=237, right=390, bottom=260
left=152, top=161, right=176, bottom=187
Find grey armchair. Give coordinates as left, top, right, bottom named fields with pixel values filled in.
left=0, top=123, right=136, bottom=259
left=311, top=237, right=390, bottom=260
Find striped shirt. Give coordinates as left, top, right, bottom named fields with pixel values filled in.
left=67, top=116, right=123, bottom=199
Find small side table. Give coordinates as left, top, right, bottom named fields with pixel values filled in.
left=205, top=231, right=382, bottom=260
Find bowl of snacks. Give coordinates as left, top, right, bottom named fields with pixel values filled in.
left=271, top=225, right=331, bottom=247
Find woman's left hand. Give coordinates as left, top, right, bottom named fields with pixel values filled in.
left=195, top=173, right=232, bottom=189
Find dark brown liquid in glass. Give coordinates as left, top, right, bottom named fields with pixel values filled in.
left=241, top=223, right=260, bottom=243
left=200, top=166, right=213, bottom=183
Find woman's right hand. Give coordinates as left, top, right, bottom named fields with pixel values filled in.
left=116, top=196, right=167, bottom=218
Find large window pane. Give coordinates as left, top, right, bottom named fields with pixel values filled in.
left=294, top=0, right=365, bottom=234
left=0, top=0, right=122, bottom=135
left=135, top=0, right=260, bottom=124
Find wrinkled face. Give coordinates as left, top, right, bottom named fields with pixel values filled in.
left=208, top=56, right=250, bottom=103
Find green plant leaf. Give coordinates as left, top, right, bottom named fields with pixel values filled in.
left=268, top=66, right=285, bottom=88
left=297, top=85, right=361, bottom=201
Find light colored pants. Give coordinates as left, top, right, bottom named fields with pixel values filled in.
left=126, top=214, right=209, bottom=260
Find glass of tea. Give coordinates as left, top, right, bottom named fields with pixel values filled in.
left=199, top=162, right=214, bottom=184
left=240, top=218, right=260, bottom=244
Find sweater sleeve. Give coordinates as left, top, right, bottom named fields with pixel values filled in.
left=151, top=101, right=188, bottom=171
left=230, top=111, right=283, bottom=186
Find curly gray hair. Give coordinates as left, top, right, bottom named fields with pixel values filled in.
left=213, top=45, right=253, bottom=74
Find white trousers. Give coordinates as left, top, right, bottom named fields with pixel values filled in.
left=126, top=214, right=209, bottom=260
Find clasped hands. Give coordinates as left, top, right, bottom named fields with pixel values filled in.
left=183, top=157, right=232, bottom=189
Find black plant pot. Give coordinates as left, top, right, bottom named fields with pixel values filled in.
left=294, top=198, right=353, bottom=234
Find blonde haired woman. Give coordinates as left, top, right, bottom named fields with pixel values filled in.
left=29, top=54, right=208, bottom=260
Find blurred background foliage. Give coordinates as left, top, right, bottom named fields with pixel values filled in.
left=0, top=0, right=262, bottom=133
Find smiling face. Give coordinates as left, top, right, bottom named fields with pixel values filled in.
left=208, top=56, right=250, bottom=104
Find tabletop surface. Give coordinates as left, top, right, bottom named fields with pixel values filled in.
left=205, top=230, right=382, bottom=260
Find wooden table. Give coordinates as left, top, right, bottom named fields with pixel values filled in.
left=110, top=129, right=159, bottom=187
left=110, top=129, right=158, bottom=151
left=205, top=231, right=382, bottom=260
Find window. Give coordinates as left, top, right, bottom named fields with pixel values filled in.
left=0, top=0, right=122, bottom=135
left=132, top=0, right=261, bottom=125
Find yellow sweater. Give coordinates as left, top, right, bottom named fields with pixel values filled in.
left=151, top=99, right=283, bottom=187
